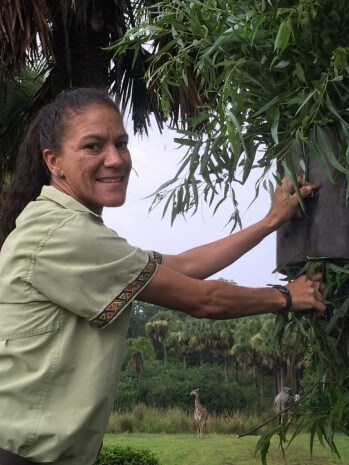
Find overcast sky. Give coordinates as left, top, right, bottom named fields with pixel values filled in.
left=103, top=122, right=284, bottom=288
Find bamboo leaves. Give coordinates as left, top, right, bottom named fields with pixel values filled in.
left=256, top=257, right=349, bottom=464
left=110, top=0, right=349, bottom=225
left=274, top=17, right=292, bottom=54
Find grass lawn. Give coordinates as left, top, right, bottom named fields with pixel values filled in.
left=103, top=433, right=349, bottom=465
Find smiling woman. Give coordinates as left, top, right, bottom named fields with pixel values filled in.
left=0, top=87, right=326, bottom=465
left=42, top=105, right=131, bottom=214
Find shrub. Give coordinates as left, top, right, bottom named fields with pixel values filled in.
left=115, top=363, right=248, bottom=413
left=94, top=445, right=160, bottom=465
left=107, top=405, right=192, bottom=434
left=107, top=404, right=267, bottom=435
left=118, top=413, right=134, bottom=433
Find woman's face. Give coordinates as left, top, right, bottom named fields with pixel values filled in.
left=43, top=105, right=132, bottom=214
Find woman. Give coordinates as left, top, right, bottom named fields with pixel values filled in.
left=0, top=88, right=325, bottom=464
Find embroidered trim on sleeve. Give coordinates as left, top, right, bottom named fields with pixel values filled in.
left=90, top=258, right=158, bottom=329
left=152, top=251, right=163, bottom=264
left=146, top=250, right=163, bottom=264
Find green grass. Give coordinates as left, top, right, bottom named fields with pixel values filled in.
left=103, top=433, right=349, bottom=465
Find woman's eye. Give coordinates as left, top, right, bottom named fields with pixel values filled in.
left=84, top=143, right=102, bottom=151
left=116, top=140, right=128, bottom=150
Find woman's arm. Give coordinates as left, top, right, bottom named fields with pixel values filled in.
left=138, top=266, right=326, bottom=318
left=161, top=177, right=316, bottom=279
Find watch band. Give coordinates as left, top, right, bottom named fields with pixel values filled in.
left=267, top=284, right=292, bottom=313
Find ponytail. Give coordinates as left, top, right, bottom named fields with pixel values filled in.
left=0, top=114, right=50, bottom=248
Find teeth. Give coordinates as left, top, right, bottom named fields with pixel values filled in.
left=98, top=177, right=122, bottom=183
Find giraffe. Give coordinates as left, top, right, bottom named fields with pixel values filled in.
left=274, top=386, right=295, bottom=426
left=190, top=388, right=208, bottom=438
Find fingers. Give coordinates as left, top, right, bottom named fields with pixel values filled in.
left=281, top=176, right=318, bottom=199
left=309, top=271, right=323, bottom=283
left=287, top=273, right=327, bottom=316
left=299, top=183, right=315, bottom=198
left=308, top=274, right=327, bottom=316
left=299, top=180, right=320, bottom=200
left=269, top=177, right=319, bottom=226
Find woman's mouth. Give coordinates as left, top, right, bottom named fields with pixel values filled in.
left=96, top=177, right=123, bottom=183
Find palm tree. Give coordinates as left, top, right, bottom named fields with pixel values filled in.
left=145, top=319, right=169, bottom=365
left=126, top=336, right=155, bottom=381
left=230, top=317, right=263, bottom=383
left=251, top=315, right=307, bottom=398
left=128, top=301, right=159, bottom=338
left=186, top=319, right=212, bottom=367
left=0, top=68, right=43, bottom=195
left=0, top=0, right=163, bottom=194
left=168, top=329, right=190, bottom=368
left=206, top=320, right=235, bottom=381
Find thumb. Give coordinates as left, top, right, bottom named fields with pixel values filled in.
left=299, top=185, right=313, bottom=198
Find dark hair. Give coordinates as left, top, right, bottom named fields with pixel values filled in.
left=0, top=87, right=121, bottom=248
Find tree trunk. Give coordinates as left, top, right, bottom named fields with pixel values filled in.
left=163, top=342, right=168, bottom=365
left=35, top=0, right=122, bottom=106
left=223, top=355, right=228, bottom=382
left=275, top=362, right=287, bottom=393
left=253, top=365, right=257, bottom=388
left=259, top=369, right=265, bottom=405
left=199, top=352, right=204, bottom=367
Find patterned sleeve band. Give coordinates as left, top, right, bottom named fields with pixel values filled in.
left=90, top=257, right=159, bottom=329
left=147, top=250, right=163, bottom=264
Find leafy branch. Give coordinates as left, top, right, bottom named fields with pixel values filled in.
left=110, top=0, right=349, bottom=224
left=254, top=259, right=349, bottom=464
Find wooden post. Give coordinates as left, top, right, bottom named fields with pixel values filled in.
left=276, top=137, right=349, bottom=271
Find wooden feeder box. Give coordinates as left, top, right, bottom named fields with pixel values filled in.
left=276, top=144, right=349, bottom=273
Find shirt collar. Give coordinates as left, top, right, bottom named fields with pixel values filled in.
left=39, top=185, right=103, bottom=220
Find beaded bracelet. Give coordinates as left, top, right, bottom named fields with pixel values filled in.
left=267, top=284, right=292, bottom=314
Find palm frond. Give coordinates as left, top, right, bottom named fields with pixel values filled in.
left=0, top=0, right=53, bottom=80
left=0, top=68, right=43, bottom=190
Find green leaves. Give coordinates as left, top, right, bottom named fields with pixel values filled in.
left=274, top=17, right=292, bottom=53
left=257, top=258, right=349, bottom=464
left=109, top=0, right=349, bottom=226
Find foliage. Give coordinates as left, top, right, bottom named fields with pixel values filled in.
left=255, top=259, right=349, bottom=464
left=111, top=0, right=349, bottom=223
left=0, top=68, right=43, bottom=191
left=94, top=445, right=160, bottom=465
left=107, top=405, right=268, bottom=435
left=125, top=337, right=155, bottom=381
left=115, top=362, right=247, bottom=413
left=0, top=0, right=165, bottom=194
left=128, top=302, right=160, bottom=338
left=111, top=3, right=349, bottom=461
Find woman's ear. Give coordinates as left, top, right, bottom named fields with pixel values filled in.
left=43, top=149, right=63, bottom=178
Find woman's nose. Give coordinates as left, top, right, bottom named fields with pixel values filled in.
left=104, top=146, right=123, bottom=166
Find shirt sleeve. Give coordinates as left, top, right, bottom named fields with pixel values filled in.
left=29, top=212, right=159, bottom=328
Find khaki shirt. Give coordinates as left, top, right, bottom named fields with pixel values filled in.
left=0, top=186, right=160, bottom=464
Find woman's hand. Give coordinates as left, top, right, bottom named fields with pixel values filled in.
left=286, top=272, right=326, bottom=316
left=267, top=176, right=318, bottom=228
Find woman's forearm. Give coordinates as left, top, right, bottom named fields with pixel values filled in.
left=137, top=265, right=326, bottom=318
left=162, top=213, right=278, bottom=279
left=161, top=178, right=316, bottom=279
